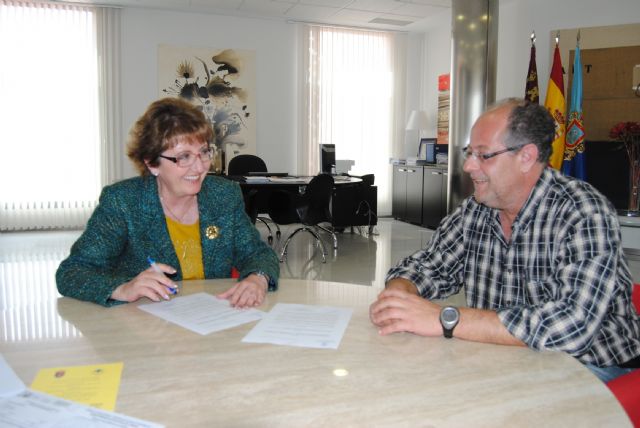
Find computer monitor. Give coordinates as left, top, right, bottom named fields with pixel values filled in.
left=320, top=144, right=336, bottom=174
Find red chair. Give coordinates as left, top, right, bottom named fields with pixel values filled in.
left=606, top=283, right=640, bottom=426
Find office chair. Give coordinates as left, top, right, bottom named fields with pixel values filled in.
left=267, top=173, right=337, bottom=263
left=228, top=154, right=280, bottom=244
left=606, top=283, right=640, bottom=426
left=227, top=154, right=268, bottom=175
left=354, top=174, right=377, bottom=234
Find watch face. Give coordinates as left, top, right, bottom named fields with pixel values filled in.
left=442, top=307, right=458, bottom=323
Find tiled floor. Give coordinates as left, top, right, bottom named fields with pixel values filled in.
left=0, top=218, right=638, bottom=301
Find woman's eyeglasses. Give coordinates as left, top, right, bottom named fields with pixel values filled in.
left=158, top=147, right=213, bottom=168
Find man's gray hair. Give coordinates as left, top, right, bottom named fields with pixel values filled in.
left=488, top=98, right=556, bottom=163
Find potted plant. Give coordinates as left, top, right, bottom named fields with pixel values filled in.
left=610, top=121, right=640, bottom=216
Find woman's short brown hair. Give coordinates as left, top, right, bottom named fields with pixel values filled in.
left=127, top=97, right=214, bottom=175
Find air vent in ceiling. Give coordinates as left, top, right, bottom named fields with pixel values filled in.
left=368, top=17, right=414, bottom=26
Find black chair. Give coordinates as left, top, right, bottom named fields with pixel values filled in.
left=228, top=154, right=280, bottom=244
left=228, top=154, right=268, bottom=176
left=268, top=174, right=337, bottom=263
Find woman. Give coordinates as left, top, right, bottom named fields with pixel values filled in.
left=56, top=97, right=279, bottom=308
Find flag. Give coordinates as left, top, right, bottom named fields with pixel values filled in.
left=525, top=42, right=539, bottom=103
left=562, top=40, right=586, bottom=180
left=544, top=42, right=566, bottom=170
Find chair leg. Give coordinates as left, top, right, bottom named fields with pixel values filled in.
left=306, top=227, right=328, bottom=262
left=279, top=226, right=327, bottom=263
left=256, top=217, right=274, bottom=244
left=316, top=224, right=338, bottom=249
left=279, top=227, right=305, bottom=262
left=258, top=216, right=281, bottom=240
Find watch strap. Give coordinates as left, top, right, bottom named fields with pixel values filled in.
left=248, top=270, right=276, bottom=291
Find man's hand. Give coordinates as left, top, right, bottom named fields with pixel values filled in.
left=369, top=281, right=442, bottom=336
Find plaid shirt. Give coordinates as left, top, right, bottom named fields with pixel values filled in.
left=387, top=168, right=640, bottom=367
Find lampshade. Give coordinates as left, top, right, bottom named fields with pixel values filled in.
left=405, top=110, right=429, bottom=131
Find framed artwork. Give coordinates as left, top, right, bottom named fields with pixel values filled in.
left=158, top=44, right=257, bottom=173
left=437, top=73, right=450, bottom=146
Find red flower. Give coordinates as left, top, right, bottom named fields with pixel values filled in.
left=610, top=121, right=640, bottom=141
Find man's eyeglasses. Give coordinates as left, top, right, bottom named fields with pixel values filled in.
left=158, top=147, right=213, bottom=168
left=462, top=144, right=527, bottom=162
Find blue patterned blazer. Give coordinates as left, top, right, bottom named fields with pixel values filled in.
left=56, top=175, right=279, bottom=306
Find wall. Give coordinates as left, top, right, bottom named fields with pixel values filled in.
left=118, top=1, right=640, bottom=179
left=498, top=0, right=640, bottom=101
left=415, top=0, right=640, bottom=145
left=411, top=8, right=452, bottom=157
left=120, top=8, right=297, bottom=178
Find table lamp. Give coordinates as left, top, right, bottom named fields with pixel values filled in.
left=406, top=110, right=429, bottom=158
left=406, top=110, right=429, bottom=140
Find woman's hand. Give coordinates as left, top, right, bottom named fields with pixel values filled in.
left=111, top=262, right=178, bottom=303
left=217, top=274, right=268, bottom=308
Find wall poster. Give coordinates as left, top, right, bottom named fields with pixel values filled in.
left=158, top=44, right=256, bottom=173
left=437, top=73, right=450, bottom=146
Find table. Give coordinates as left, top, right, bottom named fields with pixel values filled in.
left=224, top=175, right=378, bottom=229
left=0, top=279, right=630, bottom=427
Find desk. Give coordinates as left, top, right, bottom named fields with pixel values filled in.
left=0, top=279, right=629, bottom=427
left=225, top=175, right=378, bottom=229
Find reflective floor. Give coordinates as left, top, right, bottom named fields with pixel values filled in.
left=0, top=219, right=430, bottom=299
left=0, top=217, right=638, bottom=307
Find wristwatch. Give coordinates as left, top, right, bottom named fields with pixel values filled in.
left=249, top=270, right=276, bottom=291
left=439, top=306, right=460, bottom=339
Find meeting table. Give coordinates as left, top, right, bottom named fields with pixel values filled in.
left=0, top=278, right=631, bottom=427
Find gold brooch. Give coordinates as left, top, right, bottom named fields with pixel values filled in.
left=205, top=225, right=220, bottom=240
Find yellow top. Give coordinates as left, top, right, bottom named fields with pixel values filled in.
left=165, top=216, right=205, bottom=280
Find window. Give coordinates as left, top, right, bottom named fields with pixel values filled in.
left=0, top=1, right=101, bottom=230
left=301, top=25, right=406, bottom=216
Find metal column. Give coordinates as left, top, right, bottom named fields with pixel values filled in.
left=446, top=0, right=498, bottom=212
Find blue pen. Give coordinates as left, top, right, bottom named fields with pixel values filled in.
left=147, top=256, right=178, bottom=295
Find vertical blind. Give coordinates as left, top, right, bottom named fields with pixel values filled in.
left=302, top=25, right=406, bottom=216
left=0, top=1, right=101, bottom=230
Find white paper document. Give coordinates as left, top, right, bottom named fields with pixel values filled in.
left=0, top=390, right=163, bottom=428
left=242, top=303, right=352, bottom=349
left=0, top=354, right=162, bottom=428
left=0, top=354, right=25, bottom=398
left=244, top=176, right=269, bottom=183
left=138, top=292, right=264, bottom=335
left=267, top=176, right=309, bottom=184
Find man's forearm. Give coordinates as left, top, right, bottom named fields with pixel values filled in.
left=385, top=278, right=419, bottom=294
left=456, top=307, right=526, bottom=347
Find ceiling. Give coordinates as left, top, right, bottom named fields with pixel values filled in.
left=69, top=0, right=451, bottom=31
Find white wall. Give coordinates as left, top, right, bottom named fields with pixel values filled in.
left=415, top=0, right=640, bottom=138
left=498, top=0, right=640, bottom=101
left=120, top=8, right=297, bottom=178
left=117, top=1, right=640, bottom=178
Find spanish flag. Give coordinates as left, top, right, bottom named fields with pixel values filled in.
left=544, top=42, right=566, bottom=170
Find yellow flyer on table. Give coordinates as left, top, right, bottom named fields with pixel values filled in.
left=30, top=362, right=123, bottom=411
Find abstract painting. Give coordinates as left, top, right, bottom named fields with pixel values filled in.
left=158, top=44, right=256, bottom=173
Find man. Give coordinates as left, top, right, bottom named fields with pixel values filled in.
left=370, top=98, right=640, bottom=382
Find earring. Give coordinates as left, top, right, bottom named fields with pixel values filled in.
left=153, top=172, right=159, bottom=177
